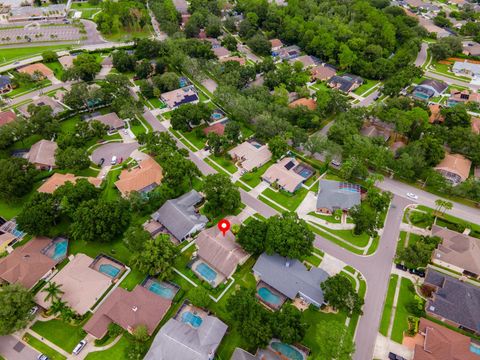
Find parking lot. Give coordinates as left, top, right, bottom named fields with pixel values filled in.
left=0, top=25, right=81, bottom=45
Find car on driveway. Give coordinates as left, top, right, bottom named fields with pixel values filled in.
left=98, top=158, right=104, bottom=166
left=73, top=340, right=87, bottom=355
left=388, top=352, right=406, bottom=360
left=406, top=192, right=418, bottom=200
left=38, top=354, right=50, bottom=360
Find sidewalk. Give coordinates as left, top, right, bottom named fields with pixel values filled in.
left=28, top=330, right=71, bottom=358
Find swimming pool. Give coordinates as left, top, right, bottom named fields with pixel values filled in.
left=470, top=343, right=480, bottom=355
left=257, top=287, right=281, bottom=305
left=181, top=311, right=203, bottom=328
left=211, top=112, right=223, bottom=120
left=99, top=264, right=121, bottom=278
left=271, top=342, right=303, bottom=360
left=52, top=240, right=68, bottom=261
left=196, top=262, right=217, bottom=282
left=148, top=282, right=175, bottom=299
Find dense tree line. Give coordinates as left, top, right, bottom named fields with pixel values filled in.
left=95, top=0, right=149, bottom=35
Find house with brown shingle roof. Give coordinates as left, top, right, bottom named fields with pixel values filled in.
left=17, top=63, right=54, bottom=80
left=0, top=237, right=60, bottom=289
left=203, top=122, right=225, bottom=136
left=37, top=173, right=102, bottom=194
left=27, top=139, right=57, bottom=170
left=18, top=96, right=65, bottom=117
left=412, top=318, right=478, bottom=360
left=289, top=55, right=318, bottom=69
left=228, top=141, right=272, bottom=172
left=115, top=157, right=163, bottom=197
left=84, top=285, right=171, bottom=339
left=289, top=98, right=317, bottom=111
left=195, top=222, right=249, bottom=283
left=431, top=225, right=480, bottom=279
left=0, top=110, right=16, bottom=127
left=310, top=64, right=336, bottom=81
left=447, top=89, right=480, bottom=107
left=472, top=117, right=480, bottom=135
left=434, top=153, right=471, bottom=185
left=213, top=46, right=231, bottom=59
left=429, top=104, right=444, bottom=124
left=91, top=112, right=124, bottom=130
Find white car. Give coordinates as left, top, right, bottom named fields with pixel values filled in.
left=73, top=340, right=87, bottom=355
left=406, top=192, right=418, bottom=200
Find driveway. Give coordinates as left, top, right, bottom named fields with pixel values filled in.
left=415, top=42, right=428, bottom=67
left=0, top=335, right=39, bottom=360
left=91, top=141, right=139, bottom=166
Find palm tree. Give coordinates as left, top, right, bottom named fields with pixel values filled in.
left=59, top=307, right=75, bottom=323
left=43, top=282, right=64, bottom=303
left=49, top=299, right=67, bottom=317
left=441, top=201, right=453, bottom=216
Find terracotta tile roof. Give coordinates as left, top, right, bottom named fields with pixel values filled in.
left=429, top=104, right=444, bottom=123
left=289, top=98, right=317, bottom=110
left=413, top=318, right=478, bottom=360
left=0, top=110, right=16, bottom=127
left=203, top=122, right=225, bottom=136
left=27, top=139, right=57, bottom=168
left=115, top=157, right=163, bottom=196
left=434, top=153, right=471, bottom=183
left=18, top=63, right=53, bottom=78
left=37, top=173, right=102, bottom=194
left=84, top=285, right=171, bottom=339
left=269, top=38, right=283, bottom=48
left=471, top=117, right=480, bottom=135
left=0, top=237, right=57, bottom=289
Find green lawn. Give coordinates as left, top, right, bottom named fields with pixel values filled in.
left=45, top=61, right=64, bottom=79
left=85, top=335, right=130, bottom=360
left=315, top=225, right=371, bottom=248
left=390, top=278, right=419, bottom=343
left=148, top=98, right=166, bottom=109
left=209, top=155, right=237, bottom=174
left=101, top=169, right=121, bottom=201
left=101, top=27, right=153, bottom=42
left=261, top=186, right=308, bottom=212
left=379, top=274, right=399, bottom=336
left=0, top=45, right=74, bottom=65
left=353, top=79, right=379, bottom=96
left=69, top=232, right=131, bottom=266
left=119, top=269, right=145, bottom=291
left=5, top=79, right=51, bottom=98
left=180, top=129, right=207, bottom=150
left=31, top=319, right=86, bottom=353
left=23, top=333, right=66, bottom=360
left=308, top=224, right=363, bottom=255
left=239, top=161, right=273, bottom=188
left=310, top=81, right=329, bottom=92
left=308, top=211, right=342, bottom=224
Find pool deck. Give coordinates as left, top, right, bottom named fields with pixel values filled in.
left=142, top=277, right=179, bottom=299
left=191, top=258, right=225, bottom=288
left=256, top=281, right=287, bottom=311
left=175, top=302, right=208, bottom=325
left=40, top=237, right=69, bottom=262
left=90, top=255, right=126, bottom=281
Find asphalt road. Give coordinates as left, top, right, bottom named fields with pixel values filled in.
left=353, top=89, right=380, bottom=107
left=415, top=42, right=428, bottom=67
left=91, top=141, right=139, bottom=166
left=0, top=335, right=39, bottom=360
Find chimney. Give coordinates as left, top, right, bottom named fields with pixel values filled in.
left=132, top=306, right=138, bottom=312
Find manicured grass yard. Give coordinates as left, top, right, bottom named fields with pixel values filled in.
left=31, top=319, right=86, bottom=353
left=390, top=277, right=419, bottom=343
left=379, top=274, right=399, bottom=336
left=308, top=211, right=341, bottom=224
left=209, top=155, right=237, bottom=174
left=45, top=61, right=64, bottom=79
left=0, top=45, right=74, bottom=65
left=23, top=333, right=66, bottom=360
left=119, top=269, right=145, bottom=291
left=261, top=186, right=308, bottom=212
left=5, top=79, right=51, bottom=98
left=239, top=161, right=273, bottom=188
left=85, top=335, right=130, bottom=360
left=353, top=79, right=379, bottom=95
left=180, top=128, right=207, bottom=150
left=316, top=225, right=371, bottom=248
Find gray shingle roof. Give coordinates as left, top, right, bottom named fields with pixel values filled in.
left=151, top=190, right=208, bottom=241
left=0, top=76, right=11, bottom=88
left=316, top=180, right=361, bottom=212
left=144, top=315, right=228, bottom=360
left=253, top=253, right=329, bottom=306
left=419, top=79, right=448, bottom=94
left=425, top=269, right=480, bottom=332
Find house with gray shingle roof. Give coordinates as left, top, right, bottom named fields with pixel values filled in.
left=253, top=253, right=329, bottom=307
left=144, top=313, right=228, bottom=360
left=424, top=269, right=480, bottom=335
left=151, top=190, right=208, bottom=243
left=316, top=180, right=361, bottom=214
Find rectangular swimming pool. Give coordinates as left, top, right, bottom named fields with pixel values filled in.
left=195, top=262, right=217, bottom=282
left=99, top=264, right=121, bottom=278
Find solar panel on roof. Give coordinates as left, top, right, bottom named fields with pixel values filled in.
left=284, top=161, right=295, bottom=170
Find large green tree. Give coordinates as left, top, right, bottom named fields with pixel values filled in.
left=321, top=274, right=364, bottom=315
left=131, top=234, right=178, bottom=277
left=0, top=158, right=37, bottom=201
left=203, top=173, right=241, bottom=217
left=17, top=193, right=59, bottom=236
left=237, top=219, right=268, bottom=255
left=0, top=284, right=34, bottom=335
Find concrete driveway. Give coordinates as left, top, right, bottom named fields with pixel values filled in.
left=0, top=335, right=39, bottom=360
left=91, top=141, right=139, bottom=167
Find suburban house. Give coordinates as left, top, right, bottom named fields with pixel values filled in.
left=17, top=63, right=54, bottom=80
left=434, top=153, right=471, bottom=185
left=213, top=46, right=231, bottom=59
left=0, top=75, right=12, bottom=94
left=423, top=269, right=480, bottom=335
left=228, top=140, right=272, bottom=172
left=0, top=110, right=16, bottom=127
left=463, top=42, right=480, bottom=57
left=193, top=224, right=249, bottom=286
left=310, top=64, right=336, bottom=81
left=115, top=157, right=163, bottom=197
left=289, top=55, right=318, bottom=69
left=0, top=237, right=64, bottom=289
left=144, top=309, right=228, bottom=360
left=447, top=89, right=480, bottom=107
left=274, top=45, right=301, bottom=60
left=452, top=61, right=480, bottom=79
left=412, top=318, right=479, bottom=360
left=412, top=79, right=448, bottom=100
left=161, top=86, right=199, bottom=109
left=203, top=122, right=225, bottom=136
left=35, top=254, right=113, bottom=315
left=84, top=285, right=171, bottom=339
left=262, top=157, right=306, bottom=193
left=0, top=232, right=17, bottom=253
left=360, top=119, right=394, bottom=141
left=327, top=74, right=363, bottom=93
left=58, top=55, right=75, bottom=70
left=253, top=253, right=329, bottom=307
left=472, top=117, right=480, bottom=135
left=27, top=139, right=58, bottom=170
left=431, top=224, right=480, bottom=279
left=288, top=98, right=317, bottom=111
left=231, top=348, right=259, bottom=360
left=19, top=96, right=65, bottom=117
left=38, top=173, right=102, bottom=194
left=220, top=56, right=246, bottom=65
left=316, top=180, right=361, bottom=214
left=269, top=38, right=283, bottom=52
left=150, top=190, right=208, bottom=243
left=428, top=104, right=444, bottom=123
left=91, top=112, right=124, bottom=130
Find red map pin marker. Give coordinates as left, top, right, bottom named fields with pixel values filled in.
left=218, top=219, right=231, bottom=236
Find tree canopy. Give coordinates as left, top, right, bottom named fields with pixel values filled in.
left=321, top=274, right=364, bottom=315
left=0, top=284, right=34, bottom=335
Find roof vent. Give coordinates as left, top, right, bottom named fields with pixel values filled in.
left=429, top=306, right=435, bottom=312
left=132, top=306, right=138, bottom=312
